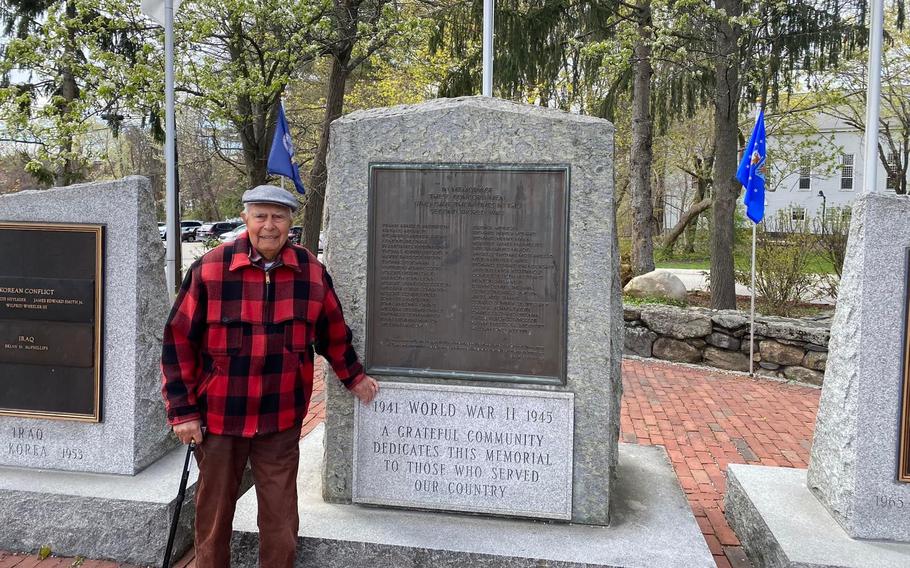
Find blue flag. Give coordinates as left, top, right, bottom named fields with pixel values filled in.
left=267, top=101, right=306, bottom=194
left=737, top=109, right=766, bottom=224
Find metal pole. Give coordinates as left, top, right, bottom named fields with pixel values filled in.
left=861, top=0, right=884, bottom=195
left=482, top=0, right=494, bottom=96
left=749, top=223, right=757, bottom=376
left=164, top=0, right=179, bottom=298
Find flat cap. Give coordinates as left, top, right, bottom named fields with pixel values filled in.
left=242, top=184, right=300, bottom=212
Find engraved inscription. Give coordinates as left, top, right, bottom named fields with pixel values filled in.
left=5, top=425, right=85, bottom=461
left=367, top=166, right=568, bottom=383
left=353, top=383, right=573, bottom=520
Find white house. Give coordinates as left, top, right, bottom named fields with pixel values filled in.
left=764, top=113, right=906, bottom=225
left=661, top=112, right=907, bottom=232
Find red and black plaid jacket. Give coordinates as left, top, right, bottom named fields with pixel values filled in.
left=161, top=234, right=365, bottom=437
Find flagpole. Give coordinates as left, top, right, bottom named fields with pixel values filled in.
left=749, top=222, right=757, bottom=376
left=861, top=0, right=884, bottom=195
left=164, top=0, right=179, bottom=298
left=482, top=0, right=493, bottom=96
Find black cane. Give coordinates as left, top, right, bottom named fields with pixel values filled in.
left=162, top=438, right=197, bottom=568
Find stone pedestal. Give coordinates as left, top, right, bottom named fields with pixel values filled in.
left=725, top=193, right=910, bottom=567
left=231, top=425, right=714, bottom=568
left=0, top=178, right=199, bottom=565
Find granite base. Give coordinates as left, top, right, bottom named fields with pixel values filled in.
left=0, top=445, right=199, bottom=567
left=725, top=464, right=910, bottom=568
left=231, top=424, right=713, bottom=568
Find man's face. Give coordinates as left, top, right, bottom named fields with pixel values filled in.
left=241, top=203, right=292, bottom=260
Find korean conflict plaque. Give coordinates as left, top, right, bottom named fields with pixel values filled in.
left=353, top=382, right=574, bottom=519
left=0, top=222, right=103, bottom=421
left=366, top=165, right=568, bottom=384
left=901, top=249, right=910, bottom=482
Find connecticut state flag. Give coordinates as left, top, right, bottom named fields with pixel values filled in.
left=267, top=101, right=306, bottom=194
left=737, top=109, right=766, bottom=224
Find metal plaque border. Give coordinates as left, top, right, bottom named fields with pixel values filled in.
left=365, top=162, right=570, bottom=386
left=0, top=221, right=105, bottom=423
left=899, top=248, right=910, bottom=482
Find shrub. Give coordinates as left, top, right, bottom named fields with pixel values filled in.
left=735, top=212, right=817, bottom=317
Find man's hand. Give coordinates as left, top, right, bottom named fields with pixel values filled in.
left=351, top=375, right=380, bottom=405
left=173, top=419, right=204, bottom=445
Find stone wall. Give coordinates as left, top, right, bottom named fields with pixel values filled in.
left=623, top=305, right=831, bottom=385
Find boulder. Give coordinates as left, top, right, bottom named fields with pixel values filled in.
left=753, top=316, right=830, bottom=346
left=707, top=332, right=740, bottom=351
left=759, top=361, right=781, bottom=370
left=640, top=306, right=712, bottom=340
left=783, top=366, right=825, bottom=386
left=803, top=350, right=828, bottom=371
left=623, top=270, right=688, bottom=302
left=624, top=326, right=657, bottom=358
left=704, top=347, right=750, bottom=372
left=652, top=337, right=702, bottom=363
left=759, top=340, right=805, bottom=366
left=711, top=310, right=750, bottom=332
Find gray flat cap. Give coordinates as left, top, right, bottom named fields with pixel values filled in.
left=242, top=184, right=300, bottom=212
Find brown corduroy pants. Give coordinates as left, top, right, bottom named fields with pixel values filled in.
left=193, top=427, right=301, bottom=568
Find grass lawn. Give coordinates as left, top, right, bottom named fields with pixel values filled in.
left=654, top=251, right=837, bottom=274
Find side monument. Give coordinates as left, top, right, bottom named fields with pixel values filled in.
left=230, top=97, right=713, bottom=567
left=726, top=192, right=910, bottom=567
left=0, top=177, right=198, bottom=566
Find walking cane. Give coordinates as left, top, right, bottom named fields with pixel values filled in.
left=162, top=437, right=197, bottom=568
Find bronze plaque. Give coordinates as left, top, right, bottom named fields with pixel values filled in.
left=0, top=222, right=103, bottom=421
left=366, top=164, right=568, bottom=385
left=901, top=249, right=910, bottom=482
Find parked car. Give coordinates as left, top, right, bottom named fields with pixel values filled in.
left=287, top=229, right=324, bottom=252
left=196, top=221, right=241, bottom=241
left=180, top=220, right=203, bottom=242
left=288, top=226, right=302, bottom=245
left=219, top=224, right=247, bottom=243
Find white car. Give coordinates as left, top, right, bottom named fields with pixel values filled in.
left=219, top=224, right=247, bottom=243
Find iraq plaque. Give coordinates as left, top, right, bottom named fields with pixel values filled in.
left=366, top=164, right=569, bottom=384
left=901, top=249, right=910, bottom=482
left=353, top=382, right=574, bottom=520
left=0, top=222, right=103, bottom=421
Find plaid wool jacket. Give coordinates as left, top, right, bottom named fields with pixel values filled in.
left=161, top=234, right=365, bottom=437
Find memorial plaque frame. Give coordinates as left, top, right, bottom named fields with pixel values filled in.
left=0, top=221, right=104, bottom=422
left=900, top=248, right=910, bottom=483
left=365, top=163, right=570, bottom=385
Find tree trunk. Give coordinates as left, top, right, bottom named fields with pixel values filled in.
left=302, top=52, right=351, bottom=254
left=629, top=0, right=655, bottom=276
left=54, top=1, right=79, bottom=187
left=709, top=0, right=742, bottom=309
left=662, top=197, right=712, bottom=252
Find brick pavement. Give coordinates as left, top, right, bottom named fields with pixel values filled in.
left=1, top=358, right=820, bottom=568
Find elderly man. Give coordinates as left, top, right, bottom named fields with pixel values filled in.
left=161, top=185, right=378, bottom=567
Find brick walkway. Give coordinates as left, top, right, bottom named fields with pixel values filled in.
left=1, top=358, right=820, bottom=568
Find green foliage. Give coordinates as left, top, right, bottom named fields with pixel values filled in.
left=734, top=212, right=820, bottom=317
left=37, top=545, right=51, bottom=560
left=622, top=293, right=689, bottom=308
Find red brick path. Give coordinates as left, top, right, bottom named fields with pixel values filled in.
left=1, top=358, right=820, bottom=568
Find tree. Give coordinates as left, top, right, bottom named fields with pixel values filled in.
left=813, top=11, right=910, bottom=194
left=298, top=0, right=422, bottom=254
left=0, top=0, right=145, bottom=185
